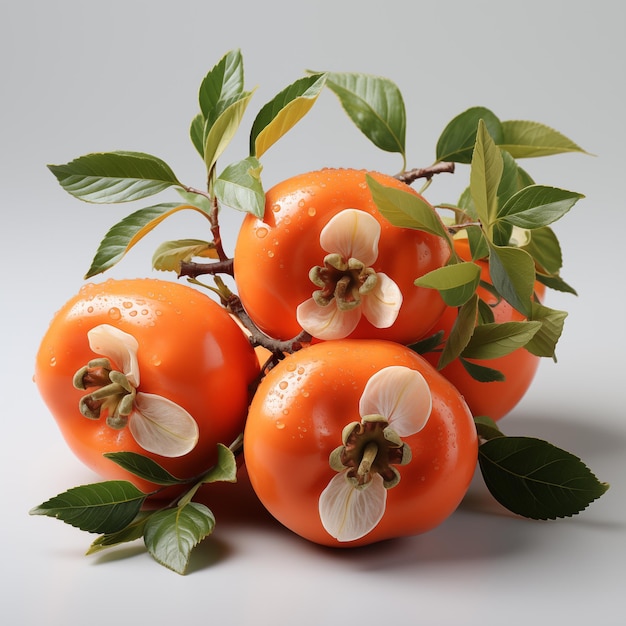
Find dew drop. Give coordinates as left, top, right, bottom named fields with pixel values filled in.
left=151, top=355, right=162, bottom=366
left=267, top=250, right=275, bottom=258
left=256, top=226, right=269, bottom=239
left=302, top=390, right=310, bottom=398
left=297, top=199, right=305, bottom=208
left=279, top=381, right=288, bottom=390
left=275, top=420, right=285, bottom=430
left=129, top=310, right=138, bottom=317
left=49, top=357, right=57, bottom=367
left=286, top=362, right=296, bottom=372
left=108, top=307, right=121, bottom=321
left=141, top=309, right=149, bottom=316
left=272, top=203, right=281, bottom=213
left=122, top=301, right=133, bottom=309
left=87, top=306, right=94, bottom=314
left=282, top=409, right=290, bottom=416
left=297, top=367, right=305, bottom=375
left=307, top=207, right=316, bottom=217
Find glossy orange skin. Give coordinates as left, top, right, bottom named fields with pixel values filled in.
left=423, top=239, right=546, bottom=421
left=35, top=279, right=260, bottom=493
left=234, top=168, right=450, bottom=344
left=243, top=340, right=478, bottom=547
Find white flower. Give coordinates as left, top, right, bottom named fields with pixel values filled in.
left=318, top=366, right=432, bottom=542
left=296, top=209, right=402, bottom=340
left=75, top=324, right=199, bottom=458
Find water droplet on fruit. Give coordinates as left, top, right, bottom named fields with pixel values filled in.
left=298, top=199, right=305, bottom=208
left=307, top=207, right=316, bottom=217
left=256, top=227, right=269, bottom=239
left=122, top=301, right=133, bottom=309
left=129, top=310, right=138, bottom=317
left=272, top=203, right=281, bottom=212
left=279, top=381, right=288, bottom=390
left=275, top=420, right=285, bottom=430
left=108, top=307, right=121, bottom=321
left=49, top=357, right=56, bottom=367
left=267, top=250, right=275, bottom=258
left=151, top=355, right=161, bottom=366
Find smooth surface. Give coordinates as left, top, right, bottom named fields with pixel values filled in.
left=2, top=1, right=625, bottom=624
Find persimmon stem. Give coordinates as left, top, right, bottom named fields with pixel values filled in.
left=358, top=442, right=379, bottom=476
left=395, top=161, right=455, bottom=185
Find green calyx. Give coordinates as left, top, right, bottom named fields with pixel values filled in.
left=329, top=416, right=411, bottom=489
left=73, top=358, right=137, bottom=429
left=310, top=253, right=378, bottom=311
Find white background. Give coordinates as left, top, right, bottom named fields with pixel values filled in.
left=2, top=1, right=625, bottom=624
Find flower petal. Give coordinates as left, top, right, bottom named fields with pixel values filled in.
left=319, top=209, right=380, bottom=266
left=296, top=298, right=361, bottom=340
left=87, top=324, right=140, bottom=387
left=359, top=366, right=432, bottom=437
left=360, top=272, right=402, bottom=329
left=129, top=392, right=199, bottom=457
left=319, top=472, right=386, bottom=542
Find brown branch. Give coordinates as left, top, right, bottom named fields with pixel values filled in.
left=179, top=258, right=234, bottom=278
left=225, top=293, right=311, bottom=356
left=395, top=162, right=455, bottom=185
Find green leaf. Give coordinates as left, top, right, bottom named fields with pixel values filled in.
left=214, top=156, right=265, bottom=217
left=415, top=261, right=481, bottom=307
left=462, top=320, right=541, bottom=359
left=84, top=203, right=210, bottom=278
left=407, top=330, right=445, bottom=355
left=366, top=175, right=451, bottom=244
left=176, top=188, right=214, bottom=214
left=152, top=239, right=217, bottom=273
left=474, top=415, right=505, bottom=441
left=470, top=120, right=503, bottom=230
left=500, top=120, right=588, bottom=158
left=464, top=226, right=489, bottom=260
left=48, top=151, right=182, bottom=203
left=144, top=502, right=216, bottom=575
left=190, top=113, right=206, bottom=158
left=250, top=74, right=326, bottom=158
left=436, top=106, right=503, bottom=163
left=488, top=244, right=536, bottom=316
left=535, top=272, right=578, bottom=295
left=200, top=443, right=238, bottom=485
left=322, top=71, right=406, bottom=163
left=87, top=512, right=151, bottom=554
left=198, top=49, right=245, bottom=122
left=438, top=294, right=478, bottom=370
left=497, top=185, right=584, bottom=229
left=525, top=302, right=568, bottom=358
left=30, top=481, right=147, bottom=534
left=460, top=357, right=505, bottom=383
left=103, top=452, right=188, bottom=486
left=478, top=436, right=609, bottom=520
left=204, top=90, right=255, bottom=175
left=522, top=226, right=563, bottom=274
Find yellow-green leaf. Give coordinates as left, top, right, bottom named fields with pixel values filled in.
left=204, top=90, right=255, bottom=175
left=85, top=203, right=211, bottom=278
left=152, top=239, right=217, bottom=273
left=500, top=120, right=588, bottom=158
left=251, top=74, right=326, bottom=158
left=470, top=120, right=503, bottom=230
